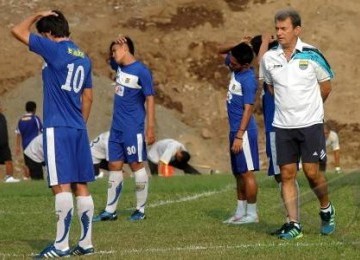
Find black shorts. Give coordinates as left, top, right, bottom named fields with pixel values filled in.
left=0, top=143, right=12, bottom=164
left=24, top=154, right=44, bottom=180
left=93, top=159, right=109, bottom=176
left=275, top=124, right=326, bottom=165
left=319, top=157, right=327, bottom=172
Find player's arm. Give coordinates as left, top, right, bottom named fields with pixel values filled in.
left=232, top=104, right=254, bottom=154
left=319, top=80, right=332, bottom=102
left=217, top=37, right=252, bottom=55
left=257, top=33, right=274, bottom=64
left=11, top=10, right=57, bottom=45
left=81, top=88, right=93, bottom=123
left=145, top=95, right=155, bottom=145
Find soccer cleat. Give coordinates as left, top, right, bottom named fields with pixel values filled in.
left=320, top=204, right=336, bottom=235
left=128, top=210, right=146, bottom=221
left=278, top=221, right=303, bottom=240
left=270, top=222, right=291, bottom=236
left=4, top=176, right=20, bottom=183
left=92, top=210, right=117, bottom=222
left=34, top=244, right=70, bottom=258
left=70, top=245, right=94, bottom=256
left=224, top=215, right=259, bottom=225
left=222, top=215, right=244, bottom=224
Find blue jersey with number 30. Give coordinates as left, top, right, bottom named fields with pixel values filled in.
left=29, top=34, right=92, bottom=129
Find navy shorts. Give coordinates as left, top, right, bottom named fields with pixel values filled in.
left=275, top=124, right=326, bottom=165
left=229, top=129, right=259, bottom=175
left=44, top=127, right=95, bottom=186
left=108, top=127, right=147, bottom=164
left=265, top=131, right=280, bottom=176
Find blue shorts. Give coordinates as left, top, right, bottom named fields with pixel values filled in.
left=265, top=131, right=280, bottom=176
left=44, top=127, right=95, bottom=186
left=108, top=127, right=147, bottom=164
left=229, top=129, right=259, bottom=175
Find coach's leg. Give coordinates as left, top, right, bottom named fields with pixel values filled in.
left=280, top=163, right=298, bottom=222
left=303, top=162, right=329, bottom=207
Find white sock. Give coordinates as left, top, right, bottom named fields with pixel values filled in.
left=134, top=167, right=148, bottom=213
left=247, top=203, right=257, bottom=217
left=235, top=200, right=247, bottom=217
left=105, top=171, right=123, bottom=213
left=54, top=192, right=73, bottom=251
left=321, top=202, right=332, bottom=213
left=76, top=196, right=94, bottom=249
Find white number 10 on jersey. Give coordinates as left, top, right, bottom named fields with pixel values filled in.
left=61, top=63, right=85, bottom=93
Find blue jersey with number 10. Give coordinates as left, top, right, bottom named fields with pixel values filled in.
left=29, top=34, right=92, bottom=129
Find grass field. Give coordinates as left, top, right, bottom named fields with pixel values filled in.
left=0, top=170, right=359, bottom=259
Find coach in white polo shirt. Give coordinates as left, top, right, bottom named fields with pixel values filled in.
left=260, top=8, right=335, bottom=239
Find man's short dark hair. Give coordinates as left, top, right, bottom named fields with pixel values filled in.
left=275, top=8, right=301, bottom=28
left=179, top=151, right=191, bottom=164
left=231, top=42, right=254, bottom=65
left=36, top=10, right=70, bottom=37
left=250, top=35, right=278, bottom=56
left=25, top=101, right=36, bottom=113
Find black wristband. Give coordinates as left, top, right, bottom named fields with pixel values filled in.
left=235, top=136, right=243, bottom=140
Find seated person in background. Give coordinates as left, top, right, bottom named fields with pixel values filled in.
left=23, top=134, right=44, bottom=180
left=147, top=139, right=200, bottom=175
left=321, top=123, right=341, bottom=174
left=89, top=131, right=110, bottom=179
left=24, top=131, right=111, bottom=179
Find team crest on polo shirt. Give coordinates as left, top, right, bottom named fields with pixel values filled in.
left=299, top=60, right=309, bottom=70
left=125, top=78, right=130, bottom=84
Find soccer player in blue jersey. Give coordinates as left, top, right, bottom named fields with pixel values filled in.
left=93, top=36, right=155, bottom=222
left=12, top=10, right=95, bottom=257
left=218, top=42, right=259, bottom=224
left=15, top=101, right=43, bottom=180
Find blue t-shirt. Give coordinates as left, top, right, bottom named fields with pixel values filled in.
left=225, top=55, right=258, bottom=132
left=29, top=34, right=92, bottom=129
left=111, top=60, right=155, bottom=131
left=16, top=113, right=43, bottom=149
left=262, top=82, right=275, bottom=133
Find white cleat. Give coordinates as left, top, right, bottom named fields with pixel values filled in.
left=226, top=215, right=259, bottom=225
left=223, top=215, right=245, bottom=224
left=4, top=176, right=21, bottom=183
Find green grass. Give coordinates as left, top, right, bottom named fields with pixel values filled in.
left=0, top=171, right=359, bottom=259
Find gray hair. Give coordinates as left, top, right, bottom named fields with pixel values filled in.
left=275, top=8, right=301, bottom=28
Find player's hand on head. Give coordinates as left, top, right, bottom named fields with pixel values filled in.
left=38, top=10, right=58, bottom=18
left=241, top=36, right=252, bottom=44
left=261, top=33, right=275, bottom=43
left=115, top=35, right=127, bottom=45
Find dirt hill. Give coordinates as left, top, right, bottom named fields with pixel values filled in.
left=1, top=0, right=359, bottom=175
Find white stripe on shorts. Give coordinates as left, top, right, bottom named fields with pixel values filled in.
left=270, top=131, right=280, bottom=175
left=46, top=128, right=58, bottom=186
left=242, top=131, right=254, bottom=171
left=137, top=133, right=143, bottom=162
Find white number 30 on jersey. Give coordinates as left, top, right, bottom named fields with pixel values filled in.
left=61, top=63, right=85, bottom=93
